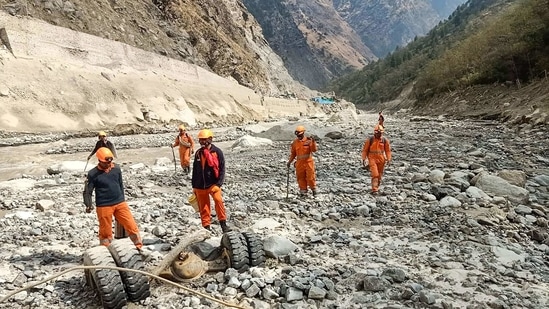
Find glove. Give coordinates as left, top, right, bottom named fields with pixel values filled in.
left=85, top=206, right=93, bottom=213
left=87, top=155, right=92, bottom=160
left=385, top=160, right=391, bottom=166
left=362, top=160, right=369, bottom=169
left=286, top=161, right=291, bottom=168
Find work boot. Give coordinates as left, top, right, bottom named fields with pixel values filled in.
left=312, top=189, right=317, bottom=197
left=204, top=225, right=211, bottom=231
left=220, top=221, right=232, bottom=233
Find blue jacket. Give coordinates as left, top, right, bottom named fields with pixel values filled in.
left=83, top=164, right=125, bottom=207
left=192, top=144, right=225, bottom=189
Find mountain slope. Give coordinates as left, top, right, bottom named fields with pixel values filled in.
left=0, top=0, right=306, bottom=96
left=243, top=0, right=376, bottom=90
left=330, top=0, right=549, bottom=125
left=333, top=0, right=467, bottom=57
left=243, top=0, right=466, bottom=89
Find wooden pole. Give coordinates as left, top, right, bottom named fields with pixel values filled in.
left=151, top=229, right=210, bottom=276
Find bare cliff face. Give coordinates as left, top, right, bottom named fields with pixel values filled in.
left=242, top=0, right=377, bottom=90
left=242, top=0, right=466, bottom=89
left=0, top=0, right=304, bottom=97
left=333, top=0, right=467, bottom=57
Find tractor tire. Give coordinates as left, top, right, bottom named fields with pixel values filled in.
left=242, top=231, right=266, bottom=267
left=221, top=232, right=250, bottom=272
left=107, top=239, right=151, bottom=302
left=83, top=246, right=127, bottom=309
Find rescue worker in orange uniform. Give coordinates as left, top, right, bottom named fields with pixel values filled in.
left=88, top=131, right=117, bottom=160
left=191, top=129, right=232, bottom=233
left=287, top=125, right=318, bottom=197
left=361, top=125, right=392, bottom=194
left=172, top=124, right=195, bottom=174
left=378, top=111, right=385, bottom=127
left=83, top=147, right=143, bottom=250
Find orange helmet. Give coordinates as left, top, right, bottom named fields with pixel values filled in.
left=295, top=125, right=306, bottom=133
left=197, top=129, right=213, bottom=139
left=178, top=124, right=186, bottom=131
left=96, top=147, right=114, bottom=163
left=374, top=125, right=384, bottom=133
left=98, top=131, right=107, bottom=137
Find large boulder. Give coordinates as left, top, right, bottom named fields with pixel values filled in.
left=473, top=172, right=529, bottom=204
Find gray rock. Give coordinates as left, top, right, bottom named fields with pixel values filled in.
left=440, top=196, right=461, bottom=208
left=286, top=287, right=304, bottom=302
left=308, top=286, right=326, bottom=299
left=474, top=172, right=529, bottom=204
left=362, top=276, right=390, bottom=292
left=498, top=170, right=527, bottom=187
left=381, top=267, right=408, bottom=283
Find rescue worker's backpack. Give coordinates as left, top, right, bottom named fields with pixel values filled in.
left=369, top=136, right=385, bottom=148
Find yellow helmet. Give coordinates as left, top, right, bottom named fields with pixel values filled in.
left=295, top=125, right=306, bottom=133
left=197, top=129, right=213, bottom=139
left=96, top=147, right=114, bottom=163
left=374, top=125, right=385, bottom=133
left=98, top=131, right=107, bottom=137
left=178, top=124, right=186, bottom=131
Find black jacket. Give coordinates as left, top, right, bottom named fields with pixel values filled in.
left=89, top=140, right=117, bottom=158
left=191, top=144, right=225, bottom=189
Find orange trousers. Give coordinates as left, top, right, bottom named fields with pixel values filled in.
left=194, top=185, right=227, bottom=227
left=368, top=158, right=386, bottom=192
left=96, top=201, right=142, bottom=249
left=295, top=159, right=316, bottom=193
left=179, top=147, right=192, bottom=168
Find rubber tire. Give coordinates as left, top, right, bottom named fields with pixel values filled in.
left=242, top=231, right=266, bottom=267
left=221, top=232, right=250, bottom=272
left=107, top=239, right=151, bottom=302
left=83, top=246, right=127, bottom=309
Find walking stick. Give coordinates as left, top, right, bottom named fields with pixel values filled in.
left=286, top=166, right=290, bottom=200
left=84, top=157, right=89, bottom=172
left=170, top=146, right=177, bottom=173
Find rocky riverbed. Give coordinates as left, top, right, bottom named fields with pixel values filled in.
left=0, top=113, right=548, bottom=309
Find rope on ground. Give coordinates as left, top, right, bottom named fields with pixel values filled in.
left=0, top=265, right=246, bottom=309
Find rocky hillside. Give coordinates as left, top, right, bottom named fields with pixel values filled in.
left=242, top=0, right=376, bottom=90
left=242, top=0, right=466, bottom=89
left=2, top=0, right=465, bottom=92
left=333, top=0, right=467, bottom=57
left=0, top=0, right=304, bottom=96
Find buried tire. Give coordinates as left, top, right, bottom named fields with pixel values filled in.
left=242, top=231, right=266, bottom=267
left=107, top=239, right=151, bottom=302
left=83, top=246, right=127, bottom=309
left=221, top=232, right=250, bottom=272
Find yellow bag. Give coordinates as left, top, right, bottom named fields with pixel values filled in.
left=188, top=194, right=199, bottom=212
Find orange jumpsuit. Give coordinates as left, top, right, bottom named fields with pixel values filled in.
left=378, top=113, right=385, bottom=127
left=288, top=137, right=318, bottom=194
left=361, top=136, right=392, bottom=192
left=173, top=132, right=195, bottom=168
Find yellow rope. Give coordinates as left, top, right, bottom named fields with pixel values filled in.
left=0, top=265, right=246, bottom=309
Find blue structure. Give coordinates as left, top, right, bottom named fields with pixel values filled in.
left=311, top=97, right=335, bottom=104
